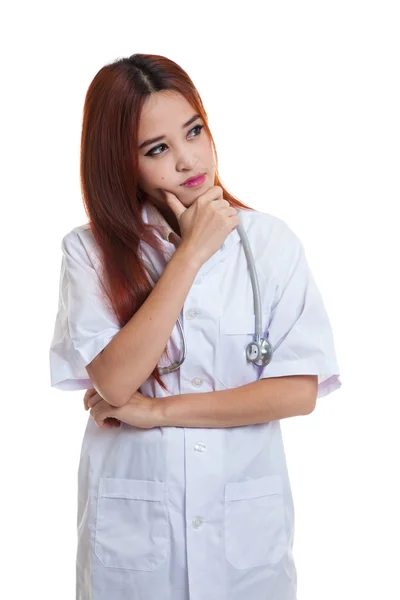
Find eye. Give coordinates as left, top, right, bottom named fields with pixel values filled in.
left=145, top=124, right=204, bottom=157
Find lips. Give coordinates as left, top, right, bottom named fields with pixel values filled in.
left=182, top=173, right=205, bottom=185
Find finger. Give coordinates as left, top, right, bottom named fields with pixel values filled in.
left=90, top=401, right=116, bottom=428
left=87, top=394, right=99, bottom=409
left=83, top=388, right=97, bottom=410
left=162, top=190, right=186, bottom=218
left=90, top=405, right=103, bottom=428
left=84, top=394, right=91, bottom=411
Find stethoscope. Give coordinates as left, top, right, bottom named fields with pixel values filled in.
left=143, top=217, right=274, bottom=376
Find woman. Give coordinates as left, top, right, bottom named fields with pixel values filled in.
left=49, top=53, right=341, bottom=600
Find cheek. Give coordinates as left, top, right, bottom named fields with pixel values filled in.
left=200, top=137, right=214, bottom=160
left=138, top=162, right=170, bottom=191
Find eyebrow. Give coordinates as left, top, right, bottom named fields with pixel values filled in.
left=138, top=114, right=201, bottom=150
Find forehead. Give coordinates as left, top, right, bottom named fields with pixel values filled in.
left=139, top=91, right=195, bottom=133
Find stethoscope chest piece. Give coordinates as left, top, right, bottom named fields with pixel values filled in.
left=246, top=337, right=274, bottom=367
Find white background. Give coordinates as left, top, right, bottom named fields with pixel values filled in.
left=2, top=1, right=399, bottom=598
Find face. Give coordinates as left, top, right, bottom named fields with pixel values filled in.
left=137, top=90, right=215, bottom=234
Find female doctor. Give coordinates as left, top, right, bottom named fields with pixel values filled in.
left=49, top=53, right=341, bottom=600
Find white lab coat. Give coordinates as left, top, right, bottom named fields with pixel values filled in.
left=49, top=200, right=341, bottom=600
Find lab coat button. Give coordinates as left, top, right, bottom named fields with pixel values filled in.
left=185, top=309, right=197, bottom=319
left=192, top=517, right=203, bottom=529
left=194, top=442, right=207, bottom=454
left=191, top=377, right=203, bottom=387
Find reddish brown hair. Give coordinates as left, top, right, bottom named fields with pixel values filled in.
left=80, top=53, right=255, bottom=393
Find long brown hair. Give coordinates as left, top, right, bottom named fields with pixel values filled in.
left=80, top=53, right=255, bottom=392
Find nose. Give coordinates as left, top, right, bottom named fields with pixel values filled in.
left=175, top=150, right=199, bottom=172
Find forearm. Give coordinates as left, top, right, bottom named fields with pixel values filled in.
left=157, top=376, right=317, bottom=428
left=87, top=242, right=201, bottom=407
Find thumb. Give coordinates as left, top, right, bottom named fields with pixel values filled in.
left=163, top=190, right=187, bottom=219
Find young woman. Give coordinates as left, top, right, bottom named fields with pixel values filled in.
left=49, top=53, right=341, bottom=600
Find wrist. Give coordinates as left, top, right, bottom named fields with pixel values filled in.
left=175, top=242, right=203, bottom=272
left=152, top=397, right=169, bottom=427
left=154, top=395, right=175, bottom=427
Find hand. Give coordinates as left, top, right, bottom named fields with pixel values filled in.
left=83, top=387, right=121, bottom=428
left=84, top=388, right=160, bottom=430
left=162, top=186, right=239, bottom=266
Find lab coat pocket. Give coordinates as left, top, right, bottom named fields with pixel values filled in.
left=94, top=478, right=169, bottom=571
left=224, top=475, right=287, bottom=570
left=216, top=312, right=271, bottom=389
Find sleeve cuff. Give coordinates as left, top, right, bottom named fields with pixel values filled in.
left=258, top=359, right=342, bottom=399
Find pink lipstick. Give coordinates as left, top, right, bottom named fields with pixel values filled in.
left=182, top=174, right=206, bottom=188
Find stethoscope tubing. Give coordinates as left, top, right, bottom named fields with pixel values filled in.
left=143, top=214, right=275, bottom=376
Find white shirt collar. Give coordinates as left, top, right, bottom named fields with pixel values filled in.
left=144, top=200, right=182, bottom=248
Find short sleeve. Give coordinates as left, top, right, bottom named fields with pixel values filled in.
left=49, top=230, right=121, bottom=391
left=259, top=224, right=341, bottom=399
